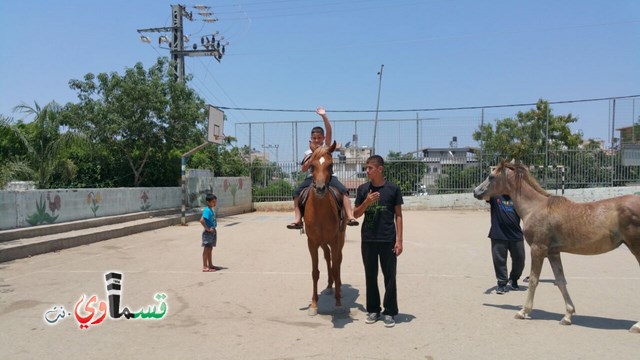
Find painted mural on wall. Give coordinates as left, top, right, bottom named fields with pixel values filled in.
left=190, top=186, right=214, bottom=207
left=140, top=191, right=152, bottom=211
left=86, top=191, right=102, bottom=217
left=27, top=192, right=61, bottom=226
left=2, top=176, right=251, bottom=230
left=224, top=179, right=243, bottom=206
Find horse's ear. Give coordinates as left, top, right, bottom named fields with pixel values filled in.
left=510, top=158, right=516, bottom=164
left=328, top=140, right=337, bottom=153
left=310, top=142, right=319, bottom=151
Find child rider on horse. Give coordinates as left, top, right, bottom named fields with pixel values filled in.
left=287, top=106, right=359, bottom=230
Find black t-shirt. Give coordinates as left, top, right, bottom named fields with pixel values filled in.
left=488, top=195, right=523, bottom=241
left=355, top=181, right=404, bottom=242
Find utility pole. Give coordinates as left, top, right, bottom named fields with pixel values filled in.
left=137, top=4, right=228, bottom=83
left=138, top=4, right=229, bottom=225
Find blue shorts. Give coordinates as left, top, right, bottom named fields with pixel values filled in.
left=202, top=231, right=217, bottom=247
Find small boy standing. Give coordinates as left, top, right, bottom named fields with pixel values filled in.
left=200, top=193, right=218, bottom=272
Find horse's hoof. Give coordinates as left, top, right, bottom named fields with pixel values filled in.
left=308, top=307, right=318, bottom=316
left=630, top=324, right=640, bottom=333
left=515, top=310, right=530, bottom=320
left=560, top=317, right=572, bottom=326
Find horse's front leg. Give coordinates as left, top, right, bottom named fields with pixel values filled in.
left=321, top=244, right=334, bottom=294
left=330, top=241, right=344, bottom=312
left=516, top=248, right=545, bottom=320
left=547, top=252, right=576, bottom=325
left=308, top=243, right=320, bottom=316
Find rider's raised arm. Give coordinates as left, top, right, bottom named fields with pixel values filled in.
left=316, top=107, right=332, bottom=146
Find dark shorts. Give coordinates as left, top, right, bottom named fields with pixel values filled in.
left=294, top=177, right=313, bottom=197
left=293, top=176, right=349, bottom=198
left=202, top=231, right=217, bottom=247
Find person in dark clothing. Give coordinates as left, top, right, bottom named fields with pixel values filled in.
left=488, top=195, right=525, bottom=294
left=354, top=155, right=404, bottom=328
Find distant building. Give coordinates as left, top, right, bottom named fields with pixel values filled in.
left=334, top=145, right=372, bottom=193
left=419, top=137, right=479, bottom=186
left=242, top=148, right=269, bottom=163
left=579, top=138, right=606, bottom=149
left=617, top=125, right=640, bottom=166
left=617, top=125, right=640, bottom=145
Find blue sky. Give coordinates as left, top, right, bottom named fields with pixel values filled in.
left=1, top=0, right=638, bottom=161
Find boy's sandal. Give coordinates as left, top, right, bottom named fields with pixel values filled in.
left=347, top=219, right=359, bottom=226
left=202, top=268, right=216, bottom=272
left=287, top=222, right=303, bottom=229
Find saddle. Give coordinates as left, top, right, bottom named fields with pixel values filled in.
left=299, top=185, right=345, bottom=223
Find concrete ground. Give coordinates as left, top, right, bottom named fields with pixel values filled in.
left=1, top=210, right=639, bottom=360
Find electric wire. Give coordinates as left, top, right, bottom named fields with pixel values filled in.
left=217, top=95, right=640, bottom=113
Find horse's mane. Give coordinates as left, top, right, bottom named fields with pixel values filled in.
left=497, top=162, right=550, bottom=198
left=309, top=145, right=334, bottom=163
left=311, top=145, right=330, bottom=158
left=308, top=145, right=334, bottom=175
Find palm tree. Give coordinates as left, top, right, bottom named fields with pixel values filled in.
left=10, top=101, right=85, bottom=188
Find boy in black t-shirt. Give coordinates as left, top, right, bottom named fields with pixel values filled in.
left=354, top=155, right=404, bottom=328
left=487, top=195, right=525, bottom=294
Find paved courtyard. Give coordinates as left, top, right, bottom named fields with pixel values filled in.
left=1, top=210, right=639, bottom=359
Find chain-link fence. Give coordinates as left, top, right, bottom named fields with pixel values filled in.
left=249, top=148, right=640, bottom=202
left=231, top=97, right=640, bottom=202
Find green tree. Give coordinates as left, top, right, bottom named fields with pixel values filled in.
left=250, top=159, right=284, bottom=188
left=188, top=137, right=249, bottom=177
left=6, top=102, right=85, bottom=188
left=0, top=116, right=34, bottom=188
left=435, top=164, right=480, bottom=194
left=385, top=151, right=426, bottom=195
left=64, top=57, right=205, bottom=186
left=253, top=179, right=294, bottom=202
left=473, top=99, right=583, bottom=162
left=0, top=158, right=33, bottom=189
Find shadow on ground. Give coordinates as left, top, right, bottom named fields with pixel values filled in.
left=483, top=303, right=636, bottom=331
left=297, top=284, right=416, bottom=329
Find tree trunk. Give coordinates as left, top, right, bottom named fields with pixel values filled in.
left=126, top=148, right=151, bottom=187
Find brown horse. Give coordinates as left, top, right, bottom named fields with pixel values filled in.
left=473, top=161, right=640, bottom=333
left=303, top=141, right=347, bottom=316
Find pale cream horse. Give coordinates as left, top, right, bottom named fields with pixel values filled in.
left=473, top=161, right=640, bottom=333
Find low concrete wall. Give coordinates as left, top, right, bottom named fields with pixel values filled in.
left=0, top=174, right=253, bottom=230
left=253, top=186, right=640, bottom=212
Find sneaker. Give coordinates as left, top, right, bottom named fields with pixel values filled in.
left=365, top=313, right=380, bottom=324
left=496, top=285, right=507, bottom=294
left=383, top=315, right=395, bottom=328
left=509, top=279, right=520, bottom=290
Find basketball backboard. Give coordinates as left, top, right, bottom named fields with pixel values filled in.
left=207, top=105, right=225, bottom=145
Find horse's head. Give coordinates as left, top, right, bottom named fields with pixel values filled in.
left=309, top=141, right=337, bottom=197
left=473, top=161, right=514, bottom=200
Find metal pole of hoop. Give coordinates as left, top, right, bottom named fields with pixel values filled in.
left=372, top=64, right=384, bottom=155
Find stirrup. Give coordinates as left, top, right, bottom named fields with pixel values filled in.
left=287, top=222, right=303, bottom=230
